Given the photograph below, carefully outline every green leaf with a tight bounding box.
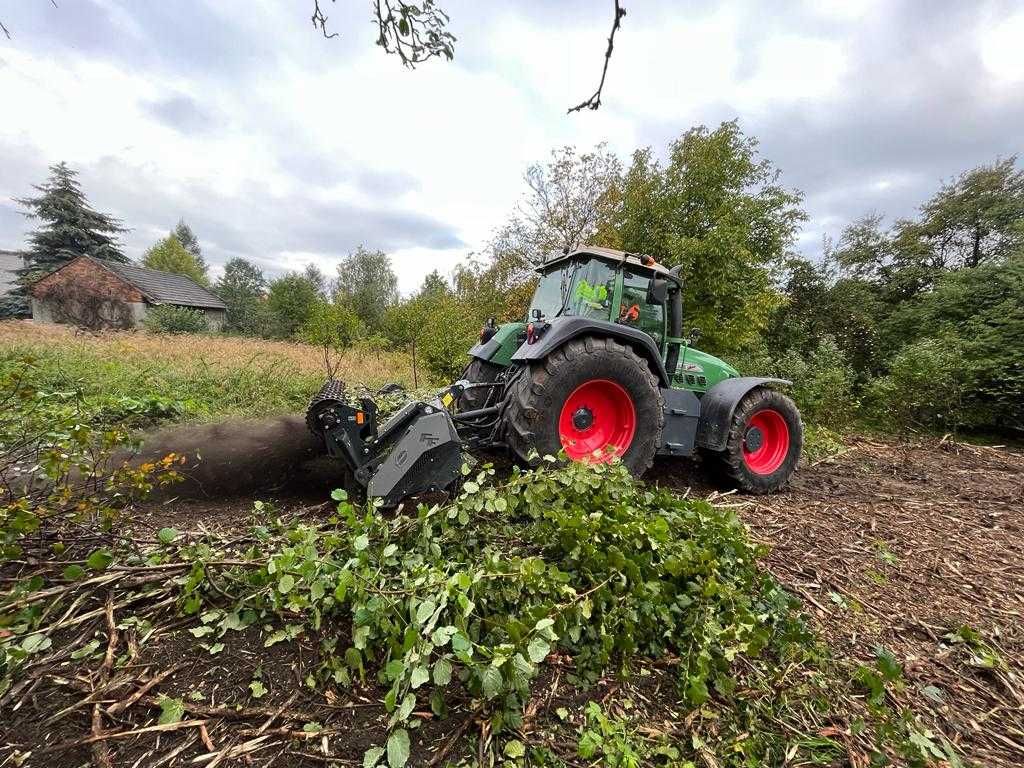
[278,575,295,594]
[504,739,526,758]
[249,680,267,698]
[158,527,179,544]
[415,600,435,625]
[396,693,416,721]
[463,481,480,494]
[409,665,429,689]
[331,488,348,501]
[527,637,550,664]
[158,696,185,724]
[86,548,113,571]
[354,534,369,551]
[452,631,471,653]
[432,658,452,686]
[63,564,86,581]
[363,746,385,768]
[387,728,410,768]
[21,634,51,654]
[480,667,503,699]
[70,639,101,660]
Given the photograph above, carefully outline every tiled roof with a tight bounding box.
[100,260,226,310]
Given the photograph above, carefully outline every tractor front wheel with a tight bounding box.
[502,337,663,476]
[707,387,802,493]
[457,357,504,411]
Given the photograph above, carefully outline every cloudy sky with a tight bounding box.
[1,0,1022,293]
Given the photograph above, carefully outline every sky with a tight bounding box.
[1,0,1022,294]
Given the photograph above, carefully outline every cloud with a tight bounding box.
[144,95,217,134]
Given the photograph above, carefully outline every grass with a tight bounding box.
[0,320,418,421]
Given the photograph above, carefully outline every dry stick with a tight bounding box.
[39,719,211,754]
[91,597,119,768]
[105,663,185,716]
[256,692,300,735]
[427,710,478,767]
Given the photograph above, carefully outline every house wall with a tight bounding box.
[31,257,146,329]
[0,251,28,295]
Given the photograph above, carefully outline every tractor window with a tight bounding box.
[620,269,665,344]
[528,257,617,322]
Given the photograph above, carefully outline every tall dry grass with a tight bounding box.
[0,321,418,420]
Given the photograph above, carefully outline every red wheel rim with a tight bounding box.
[558,379,637,463]
[742,409,790,475]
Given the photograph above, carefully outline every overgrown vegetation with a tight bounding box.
[142,305,209,335]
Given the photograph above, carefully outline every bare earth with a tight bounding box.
[2,435,1022,767]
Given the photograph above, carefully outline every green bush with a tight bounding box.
[143,305,209,334]
[730,335,856,427]
[868,337,967,431]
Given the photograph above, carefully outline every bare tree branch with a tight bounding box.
[568,0,626,114]
[0,19,11,40]
[311,0,339,39]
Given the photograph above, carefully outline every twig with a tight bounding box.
[91,597,119,768]
[568,0,626,113]
[428,710,478,766]
[39,719,211,754]
[257,691,300,735]
[105,663,185,716]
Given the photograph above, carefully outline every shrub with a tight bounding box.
[730,335,856,427]
[868,337,967,431]
[143,305,208,334]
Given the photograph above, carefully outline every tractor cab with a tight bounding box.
[518,247,738,393]
[527,248,669,344]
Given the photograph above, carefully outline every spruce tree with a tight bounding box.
[171,219,209,279]
[1,162,127,317]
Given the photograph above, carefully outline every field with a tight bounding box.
[1,322,1022,768]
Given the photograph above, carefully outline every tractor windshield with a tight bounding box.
[528,257,617,322]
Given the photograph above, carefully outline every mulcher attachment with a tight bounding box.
[306,380,463,506]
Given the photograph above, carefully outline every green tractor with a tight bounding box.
[307,247,802,506]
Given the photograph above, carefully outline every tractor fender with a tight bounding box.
[696,377,792,452]
[510,316,670,386]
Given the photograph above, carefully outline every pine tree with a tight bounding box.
[1,162,127,317]
[171,219,209,280]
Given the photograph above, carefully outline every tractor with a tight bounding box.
[306,246,802,506]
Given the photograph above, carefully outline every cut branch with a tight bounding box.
[568,0,626,114]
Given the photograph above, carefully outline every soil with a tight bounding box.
[2,434,1022,767]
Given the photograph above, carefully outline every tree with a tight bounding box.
[332,246,398,333]
[1,162,127,317]
[914,157,1024,271]
[418,269,450,299]
[617,121,806,352]
[171,219,208,281]
[303,263,330,299]
[142,235,209,286]
[299,300,364,377]
[215,258,267,335]
[267,272,321,339]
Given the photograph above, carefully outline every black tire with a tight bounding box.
[457,358,504,411]
[501,336,663,476]
[705,387,802,494]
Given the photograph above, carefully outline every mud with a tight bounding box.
[130,415,348,499]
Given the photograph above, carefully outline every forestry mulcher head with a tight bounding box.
[305,380,463,506]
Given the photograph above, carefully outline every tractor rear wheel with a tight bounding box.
[707,387,802,493]
[457,358,504,411]
[502,337,663,476]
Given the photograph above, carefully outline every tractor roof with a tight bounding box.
[536,246,677,281]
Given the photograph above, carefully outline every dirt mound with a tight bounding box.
[130,416,348,499]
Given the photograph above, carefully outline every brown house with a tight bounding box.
[30,255,227,331]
